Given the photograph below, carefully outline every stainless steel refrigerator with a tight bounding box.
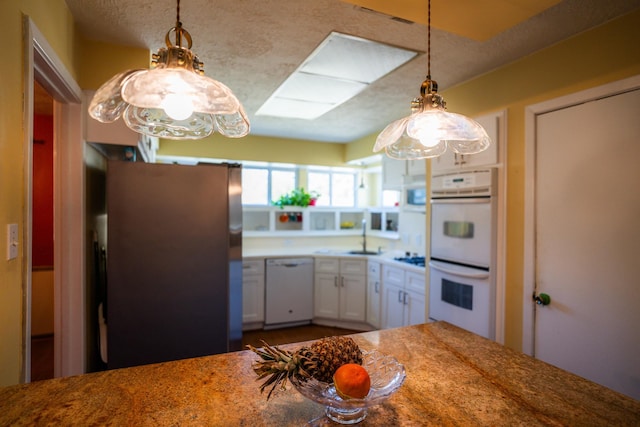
[105,161,242,369]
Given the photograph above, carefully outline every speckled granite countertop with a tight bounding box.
[2,322,638,426]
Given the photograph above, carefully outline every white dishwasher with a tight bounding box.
[265,258,314,327]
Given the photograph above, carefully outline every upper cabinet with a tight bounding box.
[430,110,506,174]
[406,159,426,177]
[382,156,427,189]
[382,156,406,189]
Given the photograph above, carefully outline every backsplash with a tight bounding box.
[398,211,427,256]
[242,234,401,256]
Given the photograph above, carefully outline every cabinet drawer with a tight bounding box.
[340,259,366,275]
[405,271,425,295]
[315,257,340,273]
[242,259,264,276]
[383,265,405,287]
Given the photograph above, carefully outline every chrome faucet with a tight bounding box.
[361,218,367,254]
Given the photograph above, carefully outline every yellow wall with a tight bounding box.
[160,134,348,166]
[78,38,150,90]
[159,115,380,166]
[440,9,640,350]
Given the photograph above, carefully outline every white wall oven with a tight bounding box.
[429,169,497,339]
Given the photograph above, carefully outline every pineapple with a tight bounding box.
[247,336,363,399]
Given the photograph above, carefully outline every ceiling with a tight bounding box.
[63,0,640,144]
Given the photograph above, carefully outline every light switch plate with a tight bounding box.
[7,223,18,260]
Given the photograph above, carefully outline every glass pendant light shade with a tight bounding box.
[88,69,143,123]
[406,109,490,155]
[123,106,215,139]
[374,115,447,159]
[88,0,249,140]
[121,68,242,117]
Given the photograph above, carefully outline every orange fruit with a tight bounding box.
[333,363,371,399]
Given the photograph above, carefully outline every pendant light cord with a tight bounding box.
[427,0,431,79]
[173,0,188,48]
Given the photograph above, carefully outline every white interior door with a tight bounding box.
[531,84,640,399]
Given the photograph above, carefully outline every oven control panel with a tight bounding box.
[431,168,496,197]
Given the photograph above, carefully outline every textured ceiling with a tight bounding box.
[64,0,640,143]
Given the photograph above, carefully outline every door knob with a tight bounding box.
[533,292,551,306]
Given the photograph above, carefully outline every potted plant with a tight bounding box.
[273,188,319,208]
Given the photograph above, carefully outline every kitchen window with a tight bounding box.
[308,168,356,207]
[242,163,358,207]
[242,163,297,205]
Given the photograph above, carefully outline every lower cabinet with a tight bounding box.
[242,258,265,329]
[314,258,366,322]
[405,271,426,326]
[382,282,406,329]
[381,265,426,329]
[366,261,382,328]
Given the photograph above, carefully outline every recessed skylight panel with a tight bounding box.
[256,31,419,120]
[300,32,418,84]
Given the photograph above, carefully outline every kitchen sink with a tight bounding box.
[347,250,379,255]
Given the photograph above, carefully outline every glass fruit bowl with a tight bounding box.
[291,350,406,425]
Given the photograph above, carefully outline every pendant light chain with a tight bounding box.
[427,0,431,79]
[174,0,184,48]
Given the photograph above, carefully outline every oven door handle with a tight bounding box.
[428,261,490,279]
[430,197,490,204]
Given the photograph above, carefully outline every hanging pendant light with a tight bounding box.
[88,0,249,140]
[373,0,489,159]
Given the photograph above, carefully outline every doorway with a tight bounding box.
[523,75,640,399]
[24,17,84,381]
[30,81,55,381]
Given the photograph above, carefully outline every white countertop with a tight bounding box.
[242,247,426,273]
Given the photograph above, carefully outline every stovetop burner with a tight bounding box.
[394,256,426,267]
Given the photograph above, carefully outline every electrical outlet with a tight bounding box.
[7,224,18,260]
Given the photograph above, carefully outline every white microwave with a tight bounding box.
[405,186,427,209]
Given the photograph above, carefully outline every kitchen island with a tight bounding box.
[2,322,638,426]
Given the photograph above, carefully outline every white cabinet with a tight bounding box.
[381,264,426,329]
[242,258,265,329]
[407,159,426,178]
[382,155,427,189]
[430,110,504,173]
[314,269,340,319]
[366,261,382,328]
[381,264,405,328]
[382,155,406,189]
[314,258,366,322]
[382,282,405,329]
[405,271,427,326]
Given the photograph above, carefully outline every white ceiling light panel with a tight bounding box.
[256,32,419,120]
